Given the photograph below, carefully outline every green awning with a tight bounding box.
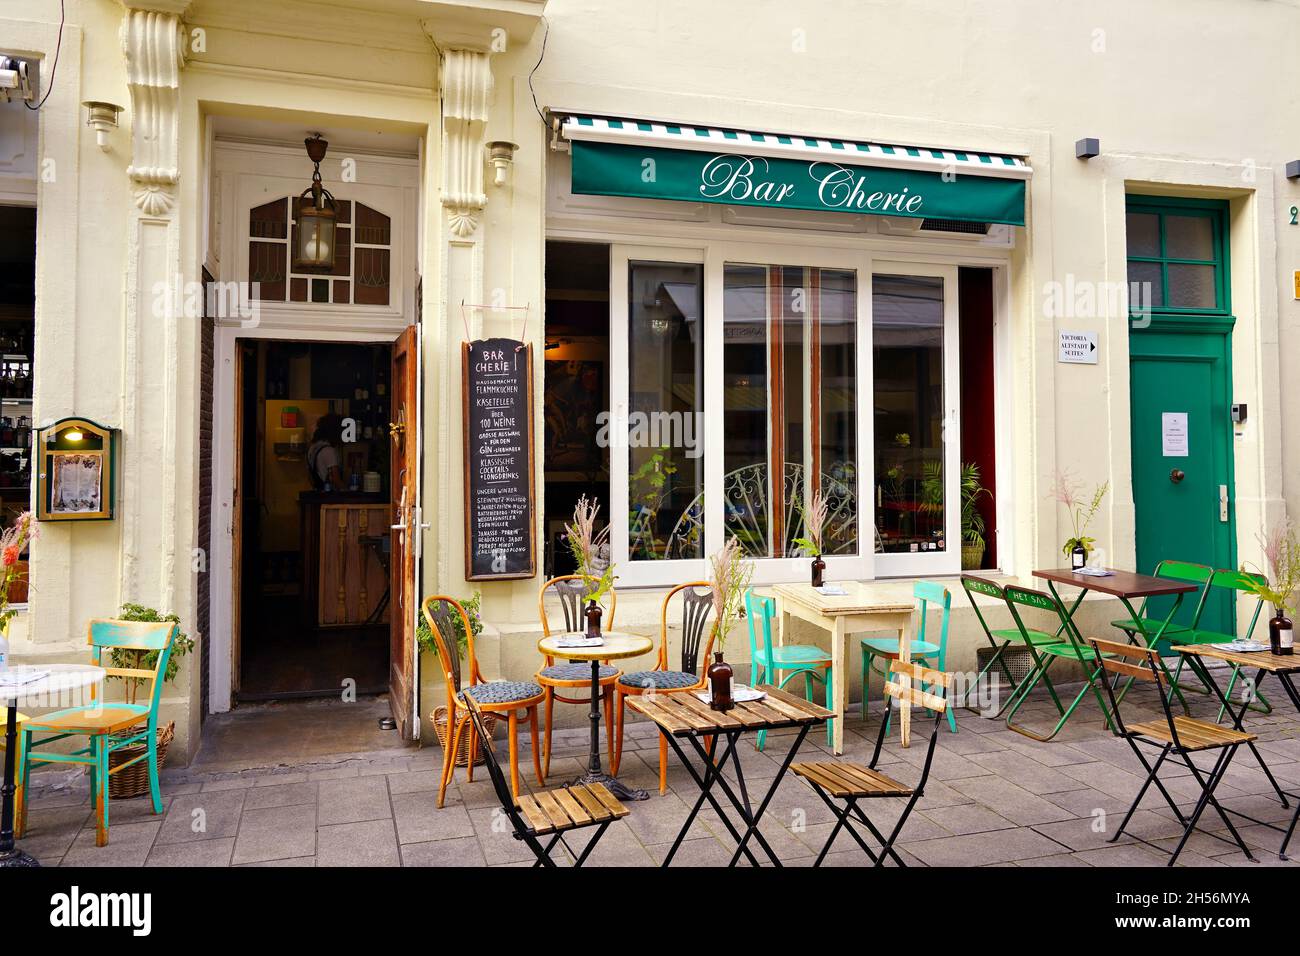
[562,115,1029,227]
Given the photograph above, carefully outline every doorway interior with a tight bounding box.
[234,338,394,700]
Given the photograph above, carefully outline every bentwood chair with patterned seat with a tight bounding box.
[464,695,630,867]
[791,660,951,867]
[1088,637,1256,866]
[535,575,620,778]
[860,581,957,734]
[745,588,833,749]
[611,581,714,795]
[423,595,546,808]
[22,619,176,847]
[961,575,1068,716]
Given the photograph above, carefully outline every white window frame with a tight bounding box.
[868,260,962,578]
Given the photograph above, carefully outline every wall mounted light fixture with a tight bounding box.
[486,140,519,187]
[1075,138,1101,160]
[82,101,123,150]
[293,134,338,270]
[1286,160,1300,180]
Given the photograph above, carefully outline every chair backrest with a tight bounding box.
[1210,568,1267,639]
[659,581,714,674]
[1004,584,1083,652]
[88,619,177,712]
[538,574,618,637]
[1087,637,1177,744]
[960,574,1007,643]
[744,588,776,674]
[869,659,950,792]
[912,580,951,654]
[421,595,482,709]
[463,696,526,830]
[1143,559,1214,631]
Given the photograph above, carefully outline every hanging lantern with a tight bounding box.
[293,133,337,270]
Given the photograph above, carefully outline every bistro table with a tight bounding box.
[773,582,915,751]
[1,663,106,868]
[627,683,833,867]
[1173,643,1300,859]
[536,630,653,802]
[1032,568,1198,708]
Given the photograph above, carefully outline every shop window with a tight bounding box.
[721,264,857,558]
[0,205,36,602]
[1125,197,1229,314]
[249,198,390,307]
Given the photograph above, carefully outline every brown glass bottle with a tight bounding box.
[584,600,603,639]
[1269,609,1294,656]
[811,555,826,588]
[707,652,735,711]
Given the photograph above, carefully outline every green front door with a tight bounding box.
[1127,196,1235,634]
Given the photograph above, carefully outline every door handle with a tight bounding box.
[1169,468,1185,484]
[1219,484,1229,522]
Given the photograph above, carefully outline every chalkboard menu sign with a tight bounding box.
[462,338,536,580]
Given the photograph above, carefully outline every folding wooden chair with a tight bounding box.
[1089,637,1257,866]
[464,697,629,867]
[790,660,950,867]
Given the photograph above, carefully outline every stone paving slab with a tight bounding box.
[15,679,1300,867]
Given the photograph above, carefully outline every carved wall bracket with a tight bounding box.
[120,6,187,215]
[439,48,492,238]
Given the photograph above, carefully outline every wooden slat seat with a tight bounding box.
[24,703,152,735]
[1125,715,1256,752]
[791,760,913,798]
[514,782,629,835]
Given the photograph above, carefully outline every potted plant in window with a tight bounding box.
[1242,519,1300,656]
[564,495,615,638]
[418,593,498,764]
[0,511,37,643]
[960,463,992,571]
[793,488,829,586]
[1050,470,1109,570]
[707,535,752,711]
[107,603,194,799]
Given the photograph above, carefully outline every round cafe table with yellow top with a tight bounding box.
[536,630,653,801]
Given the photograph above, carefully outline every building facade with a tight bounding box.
[2,0,1295,761]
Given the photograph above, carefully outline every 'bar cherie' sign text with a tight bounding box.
[700,155,924,215]
[571,141,1026,226]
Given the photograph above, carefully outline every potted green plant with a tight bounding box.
[564,495,616,637]
[0,511,37,641]
[1242,519,1300,656]
[960,463,991,570]
[706,535,752,711]
[792,488,829,586]
[107,603,194,799]
[1050,470,1109,569]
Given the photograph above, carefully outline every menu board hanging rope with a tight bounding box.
[463,338,536,580]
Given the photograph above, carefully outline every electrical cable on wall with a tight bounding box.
[24,0,64,111]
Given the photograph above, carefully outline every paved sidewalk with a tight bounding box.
[17,677,1300,866]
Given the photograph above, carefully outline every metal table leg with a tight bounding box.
[568,659,648,802]
[0,701,37,868]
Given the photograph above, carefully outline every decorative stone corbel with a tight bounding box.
[439,48,492,238]
[120,4,187,216]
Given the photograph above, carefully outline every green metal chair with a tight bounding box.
[1172,568,1273,721]
[1002,585,1114,742]
[1110,559,1212,651]
[22,618,176,847]
[860,580,957,733]
[960,575,1067,716]
[745,589,833,749]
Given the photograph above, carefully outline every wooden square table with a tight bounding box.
[772,582,915,752]
[626,684,832,867]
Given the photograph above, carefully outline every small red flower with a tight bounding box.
[3,546,19,567]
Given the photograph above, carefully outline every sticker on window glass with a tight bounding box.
[1162,412,1189,458]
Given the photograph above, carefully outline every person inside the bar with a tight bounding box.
[306,412,344,492]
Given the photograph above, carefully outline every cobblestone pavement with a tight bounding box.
[17,674,1300,867]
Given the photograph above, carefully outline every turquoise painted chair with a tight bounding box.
[860,580,957,733]
[22,619,176,847]
[745,589,833,749]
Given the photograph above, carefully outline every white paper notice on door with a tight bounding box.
[1162,412,1189,457]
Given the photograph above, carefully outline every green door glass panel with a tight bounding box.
[1129,327,1235,635]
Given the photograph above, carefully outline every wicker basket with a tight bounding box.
[108,721,174,800]
[976,645,1034,691]
[433,706,498,767]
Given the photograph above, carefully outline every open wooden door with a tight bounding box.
[389,323,423,739]
[231,341,258,698]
